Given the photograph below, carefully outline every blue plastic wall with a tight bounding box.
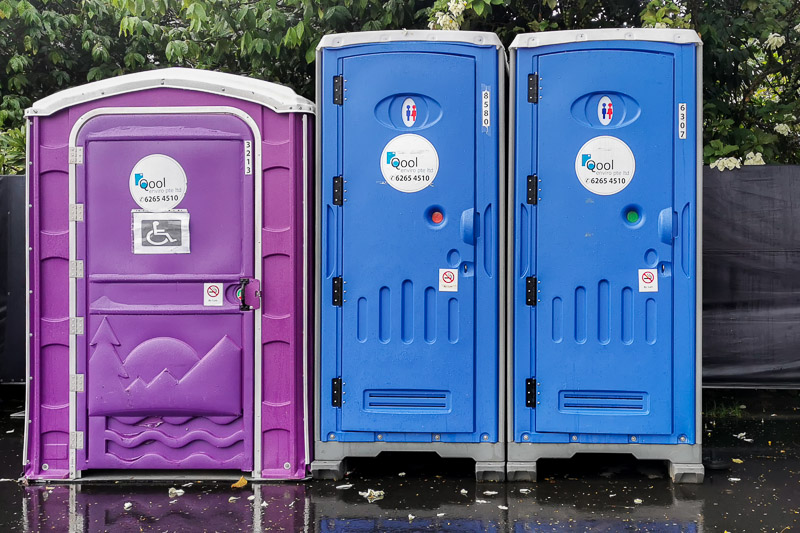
[319,40,501,444]
[512,40,698,445]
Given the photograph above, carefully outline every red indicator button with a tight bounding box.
[431,211,444,224]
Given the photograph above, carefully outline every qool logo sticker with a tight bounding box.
[402,97,418,127]
[129,154,187,212]
[380,134,439,193]
[597,96,614,125]
[574,136,636,196]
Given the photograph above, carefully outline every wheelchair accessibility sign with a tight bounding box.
[132,210,190,254]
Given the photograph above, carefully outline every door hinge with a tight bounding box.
[69,260,84,279]
[332,276,343,306]
[333,176,344,206]
[69,146,83,165]
[69,203,84,222]
[526,277,537,306]
[69,374,85,393]
[331,378,342,407]
[70,431,84,450]
[528,73,539,104]
[527,175,538,205]
[525,378,537,408]
[333,75,344,105]
[69,317,84,335]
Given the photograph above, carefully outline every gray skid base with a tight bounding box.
[507,443,704,484]
[313,442,505,481]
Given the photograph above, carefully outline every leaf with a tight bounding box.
[231,476,247,488]
[472,1,485,16]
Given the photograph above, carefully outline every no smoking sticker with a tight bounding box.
[638,269,658,292]
[439,268,458,292]
[204,282,224,306]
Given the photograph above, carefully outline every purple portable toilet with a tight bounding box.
[23,68,314,481]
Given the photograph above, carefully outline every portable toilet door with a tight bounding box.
[508,29,703,483]
[24,68,313,480]
[315,31,506,481]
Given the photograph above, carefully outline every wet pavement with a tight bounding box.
[1,388,799,532]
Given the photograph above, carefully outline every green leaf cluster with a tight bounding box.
[0,0,798,171]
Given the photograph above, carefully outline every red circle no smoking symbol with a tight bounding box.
[642,271,655,284]
[207,285,220,298]
[442,271,455,284]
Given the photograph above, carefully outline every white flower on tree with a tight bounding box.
[710,157,742,171]
[774,123,792,135]
[743,152,766,165]
[765,33,786,50]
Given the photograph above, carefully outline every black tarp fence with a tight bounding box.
[703,165,800,387]
[0,175,25,383]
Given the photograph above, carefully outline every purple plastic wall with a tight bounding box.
[25,87,312,480]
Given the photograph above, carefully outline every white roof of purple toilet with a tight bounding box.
[26,67,314,116]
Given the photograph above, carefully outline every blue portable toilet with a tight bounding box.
[508,29,703,483]
[314,31,506,481]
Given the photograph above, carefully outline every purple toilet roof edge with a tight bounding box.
[26,67,315,117]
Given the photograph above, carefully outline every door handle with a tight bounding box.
[237,278,261,311]
[657,208,677,244]
[460,208,480,244]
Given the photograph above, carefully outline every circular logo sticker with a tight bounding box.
[380,134,439,193]
[129,154,187,211]
[574,136,635,196]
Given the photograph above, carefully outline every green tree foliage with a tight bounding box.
[0,0,798,172]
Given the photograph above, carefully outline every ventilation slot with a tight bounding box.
[364,390,451,412]
[559,391,648,413]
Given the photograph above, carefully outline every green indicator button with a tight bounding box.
[626,210,640,224]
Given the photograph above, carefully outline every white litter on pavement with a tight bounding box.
[358,488,385,503]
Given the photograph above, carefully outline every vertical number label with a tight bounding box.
[244,140,253,175]
[481,90,491,129]
[678,103,687,140]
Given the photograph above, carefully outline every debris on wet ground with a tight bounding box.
[358,488,384,503]
[335,484,353,490]
[168,487,184,498]
[4,430,12,434]
[518,488,531,494]
[407,513,415,521]
[634,498,643,504]
[228,496,239,503]
[483,490,498,496]
[498,505,508,510]
[475,499,489,504]
[123,502,132,511]
[459,488,468,495]
[231,476,248,488]
[181,482,193,487]
[732,458,744,464]
[398,472,406,477]
[733,432,754,443]
[728,477,741,482]
[247,495,255,501]
[436,513,445,517]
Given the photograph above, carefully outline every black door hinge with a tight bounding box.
[333,176,344,206]
[527,175,538,205]
[332,276,343,306]
[526,276,537,306]
[528,73,539,103]
[331,378,342,407]
[333,75,343,105]
[525,378,536,408]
